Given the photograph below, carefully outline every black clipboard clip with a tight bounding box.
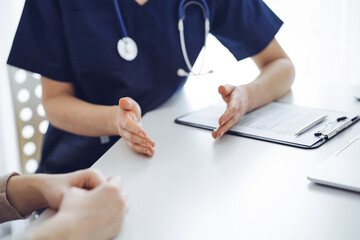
[314,116,353,140]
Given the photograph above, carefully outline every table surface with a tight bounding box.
[89,83,360,240]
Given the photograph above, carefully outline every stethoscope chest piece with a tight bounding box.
[117,37,138,61]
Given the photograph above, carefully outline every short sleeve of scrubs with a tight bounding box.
[209,0,283,60]
[7,0,73,82]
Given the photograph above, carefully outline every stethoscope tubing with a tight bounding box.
[113,0,128,38]
[178,0,210,76]
[178,0,210,19]
[113,0,212,76]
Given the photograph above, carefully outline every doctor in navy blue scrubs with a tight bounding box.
[8,0,295,174]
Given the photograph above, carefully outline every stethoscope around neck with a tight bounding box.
[113,0,213,77]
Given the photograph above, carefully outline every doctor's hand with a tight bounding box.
[115,97,155,157]
[212,85,250,139]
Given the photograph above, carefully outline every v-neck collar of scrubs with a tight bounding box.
[129,0,152,9]
[133,0,149,7]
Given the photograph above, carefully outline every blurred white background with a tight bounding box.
[0,0,24,175]
[1,0,360,173]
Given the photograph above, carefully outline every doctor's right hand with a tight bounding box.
[115,97,155,157]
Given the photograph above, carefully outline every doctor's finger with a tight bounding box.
[218,102,240,126]
[121,130,155,148]
[119,97,142,115]
[218,85,236,101]
[120,117,147,137]
[213,116,239,139]
[127,142,155,157]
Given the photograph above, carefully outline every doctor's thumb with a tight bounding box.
[119,97,134,111]
[218,84,236,97]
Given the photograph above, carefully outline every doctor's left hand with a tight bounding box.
[212,84,250,139]
[115,97,155,157]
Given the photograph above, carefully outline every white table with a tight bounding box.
[90,83,360,240]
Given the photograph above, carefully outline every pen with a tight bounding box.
[295,115,327,136]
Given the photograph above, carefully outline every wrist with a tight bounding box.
[109,105,120,135]
[237,84,253,114]
[7,175,48,216]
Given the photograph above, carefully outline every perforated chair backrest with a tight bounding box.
[7,66,49,174]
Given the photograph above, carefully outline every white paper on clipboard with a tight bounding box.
[175,102,360,149]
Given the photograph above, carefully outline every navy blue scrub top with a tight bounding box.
[8,0,283,174]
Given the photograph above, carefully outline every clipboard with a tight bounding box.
[175,102,360,149]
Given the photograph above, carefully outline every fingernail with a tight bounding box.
[146,150,151,155]
[147,143,153,148]
[139,132,145,137]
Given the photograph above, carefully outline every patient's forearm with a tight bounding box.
[6,175,47,216]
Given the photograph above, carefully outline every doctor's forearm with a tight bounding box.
[244,57,295,113]
[43,95,118,137]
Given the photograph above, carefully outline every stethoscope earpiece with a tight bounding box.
[177,68,214,77]
[177,68,189,77]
